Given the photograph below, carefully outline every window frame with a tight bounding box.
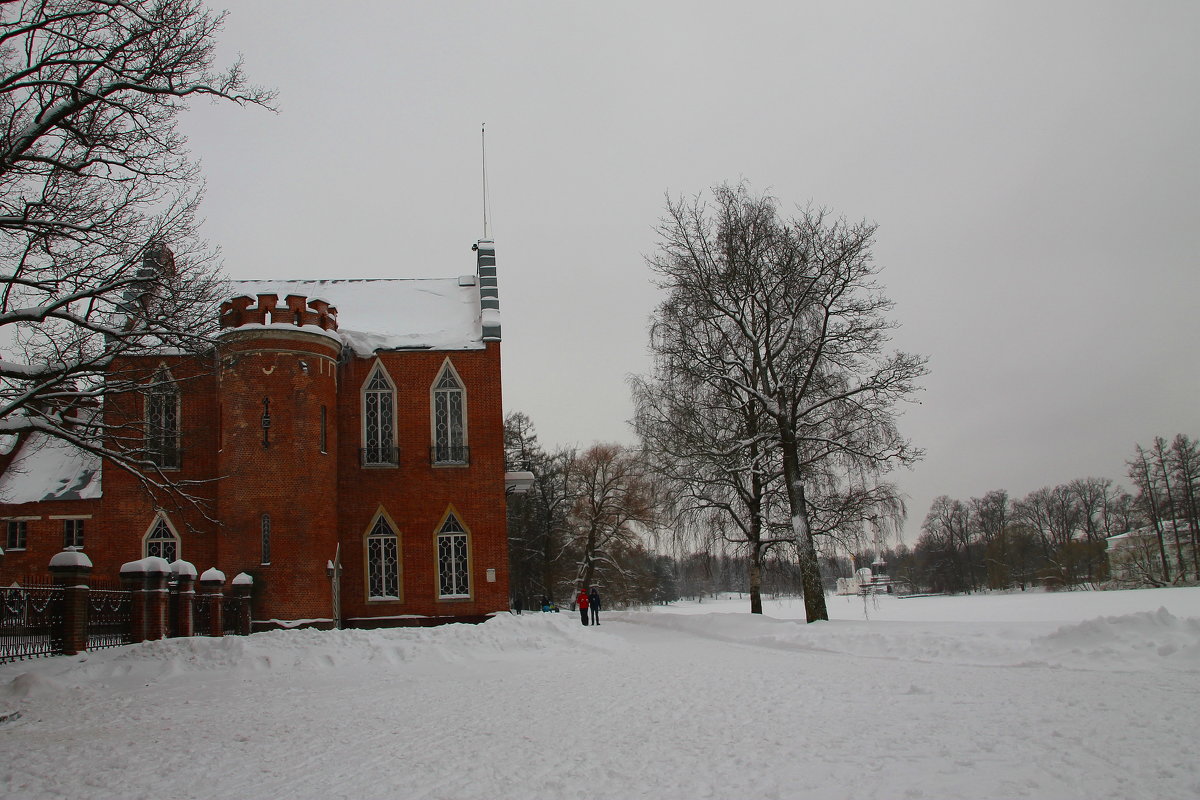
[62,518,85,549]
[142,514,180,562]
[430,359,468,466]
[145,366,181,469]
[434,508,472,600]
[364,508,402,602]
[361,363,398,467]
[4,518,29,550]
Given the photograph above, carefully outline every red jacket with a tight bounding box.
[576,591,589,609]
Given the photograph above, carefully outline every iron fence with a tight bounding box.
[87,589,133,650]
[431,445,469,465]
[0,583,64,662]
[194,592,216,636]
[359,446,400,466]
[222,596,240,635]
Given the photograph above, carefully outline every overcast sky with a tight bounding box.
[181,1,1200,544]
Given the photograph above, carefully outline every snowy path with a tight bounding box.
[2,590,1199,799]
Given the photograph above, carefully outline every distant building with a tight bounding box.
[1106,520,1198,586]
[835,556,901,595]
[0,241,513,629]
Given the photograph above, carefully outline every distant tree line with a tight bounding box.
[899,434,1200,593]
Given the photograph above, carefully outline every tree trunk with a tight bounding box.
[779,429,829,622]
[749,539,764,614]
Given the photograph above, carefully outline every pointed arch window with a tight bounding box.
[362,365,397,466]
[144,516,179,562]
[366,514,400,600]
[431,361,467,464]
[436,512,470,599]
[146,367,181,468]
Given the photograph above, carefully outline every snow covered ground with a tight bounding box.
[2,588,1198,800]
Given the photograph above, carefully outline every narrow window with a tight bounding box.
[432,361,467,464]
[362,366,396,465]
[63,519,84,549]
[366,516,399,600]
[146,367,181,468]
[6,520,27,550]
[436,513,470,598]
[320,405,328,454]
[261,514,271,565]
[144,517,179,562]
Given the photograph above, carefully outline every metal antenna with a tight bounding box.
[481,122,489,239]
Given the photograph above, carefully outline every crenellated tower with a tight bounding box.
[214,292,342,626]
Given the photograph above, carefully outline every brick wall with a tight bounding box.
[336,341,509,623]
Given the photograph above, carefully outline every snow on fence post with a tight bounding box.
[169,560,198,638]
[48,549,93,656]
[231,573,253,636]
[199,569,226,637]
[121,557,171,642]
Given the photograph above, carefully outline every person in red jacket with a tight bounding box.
[575,588,589,626]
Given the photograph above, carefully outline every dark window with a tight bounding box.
[63,519,84,549]
[320,405,327,454]
[6,520,27,550]
[261,514,271,565]
[146,369,181,468]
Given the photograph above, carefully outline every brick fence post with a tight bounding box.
[231,573,254,635]
[120,556,171,642]
[48,549,92,656]
[199,568,226,637]
[169,560,198,638]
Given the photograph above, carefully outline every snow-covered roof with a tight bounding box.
[225,278,487,355]
[0,432,101,504]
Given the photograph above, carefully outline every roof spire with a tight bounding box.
[481,122,489,240]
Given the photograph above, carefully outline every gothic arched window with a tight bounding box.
[361,364,397,466]
[431,360,467,464]
[366,513,400,601]
[144,516,179,562]
[436,511,470,599]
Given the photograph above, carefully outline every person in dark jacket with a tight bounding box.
[575,588,589,626]
[588,586,601,625]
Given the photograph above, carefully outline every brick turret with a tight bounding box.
[215,292,342,629]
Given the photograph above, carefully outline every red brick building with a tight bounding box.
[0,241,513,629]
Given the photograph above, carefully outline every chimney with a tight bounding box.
[474,239,501,341]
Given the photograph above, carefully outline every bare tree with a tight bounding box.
[632,346,787,614]
[921,495,973,591]
[1068,477,1116,543]
[970,490,1011,588]
[565,443,659,600]
[504,412,577,605]
[0,0,272,494]
[1169,434,1200,580]
[1150,436,1187,576]
[646,184,926,622]
[1127,445,1172,582]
